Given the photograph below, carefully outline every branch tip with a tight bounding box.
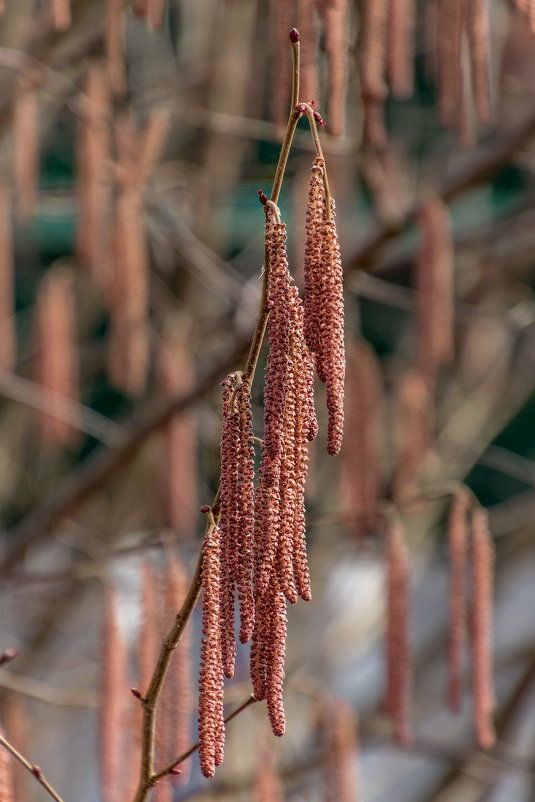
[289,28,300,43]
[257,190,268,206]
[0,647,19,665]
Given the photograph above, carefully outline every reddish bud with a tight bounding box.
[0,648,19,665]
[257,190,268,206]
[200,504,211,514]
[296,103,307,115]
[32,766,42,779]
[289,28,300,43]
[130,687,143,700]
[169,768,182,775]
[313,110,326,126]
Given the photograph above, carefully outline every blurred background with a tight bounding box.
[0,0,535,800]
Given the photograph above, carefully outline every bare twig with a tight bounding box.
[0,733,65,802]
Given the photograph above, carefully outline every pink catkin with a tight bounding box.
[437,0,464,128]
[269,0,293,138]
[297,0,319,106]
[340,340,383,539]
[147,0,166,30]
[319,0,350,137]
[0,727,15,802]
[358,0,388,148]
[415,196,455,386]
[386,0,415,99]
[447,487,470,713]
[254,744,285,802]
[158,324,198,539]
[391,370,434,502]
[470,508,496,749]
[105,0,126,96]
[383,520,413,746]
[157,550,192,788]
[323,698,360,802]
[2,698,29,801]
[76,63,112,292]
[13,69,40,221]
[34,267,80,450]
[50,0,71,31]
[0,188,16,373]
[198,526,225,778]
[138,561,158,694]
[467,0,492,124]
[100,589,129,802]
[303,158,345,455]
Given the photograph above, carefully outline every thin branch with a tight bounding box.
[0,734,65,802]
[151,695,257,783]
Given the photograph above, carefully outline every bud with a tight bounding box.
[289,28,300,43]
[200,504,210,514]
[31,766,42,779]
[257,190,268,206]
[130,688,143,700]
[0,648,18,666]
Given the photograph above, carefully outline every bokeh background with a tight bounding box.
[0,1,535,800]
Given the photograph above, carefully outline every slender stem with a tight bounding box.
[301,103,332,221]
[269,38,301,205]
[0,734,65,802]
[151,695,257,783]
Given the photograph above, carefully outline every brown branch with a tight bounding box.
[0,337,249,577]
[151,695,257,784]
[0,734,65,802]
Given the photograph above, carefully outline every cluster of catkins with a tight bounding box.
[198,156,345,777]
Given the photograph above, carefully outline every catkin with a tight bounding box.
[447,487,469,713]
[254,744,285,802]
[100,589,129,802]
[340,340,383,538]
[470,508,496,749]
[198,526,225,778]
[158,323,198,539]
[34,267,80,450]
[0,726,15,802]
[415,196,455,385]
[386,0,415,99]
[0,188,15,374]
[323,698,360,802]
[105,0,126,96]
[303,157,345,455]
[320,0,350,137]
[76,63,112,292]
[391,370,433,502]
[383,519,413,746]
[13,68,40,221]
[358,0,388,147]
[50,0,71,31]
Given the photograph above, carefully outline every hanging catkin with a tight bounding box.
[105,0,126,96]
[386,0,415,99]
[13,68,40,221]
[254,743,285,802]
[415,196,454,386]
[470,507,496,749]
[391,370,433,502]
[158,322,198,539]
[0,725,15,802]
[100,589,129,802]
[447,486,469,713]
[34,266,80,450]
[297,0,319,107]
[50,0,71,31]
[319,0,350,137]
[303,157,345,455]
[76,63,112,292]
[156,550,193,789]
[383,519,413,746]
[323,698,360,802]
[0,188,15,374]
[358,0,388,148]
[198,525,225,778]
[340,339,383,538]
